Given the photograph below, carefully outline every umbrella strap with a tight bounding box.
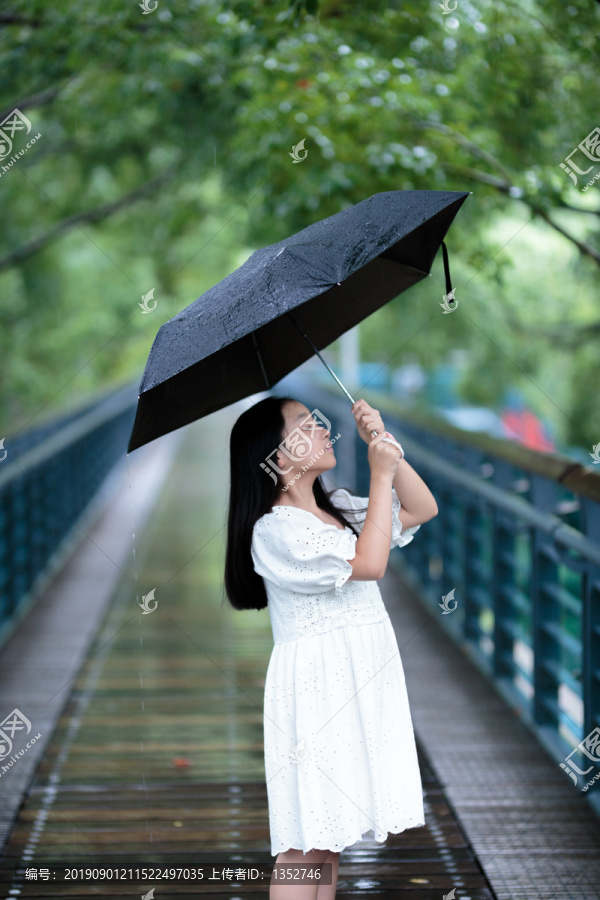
[441,240,455,300]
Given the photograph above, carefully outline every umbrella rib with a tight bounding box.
[251,331,271,389]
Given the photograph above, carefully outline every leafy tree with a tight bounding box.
[0,0,598,449]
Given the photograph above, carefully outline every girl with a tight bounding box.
[224,395,438,900]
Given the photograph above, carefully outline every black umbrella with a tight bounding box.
[127,189,470,453]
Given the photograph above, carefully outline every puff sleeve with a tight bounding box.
[251,514,357,595]
[329,487,420,549]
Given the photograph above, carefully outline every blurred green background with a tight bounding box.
[1,0,599,456]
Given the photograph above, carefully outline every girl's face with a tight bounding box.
[275,400,336,482]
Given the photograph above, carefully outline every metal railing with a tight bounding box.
[276,374,600,816]
[0,381,139,645]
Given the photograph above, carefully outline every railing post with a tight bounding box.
[532,536,561,732]
[581,497,600,744]
[464,502,486,653]
[439,485,461,614]
[530,473,562,733]
[582,567,600,743]
[493,507,519,682]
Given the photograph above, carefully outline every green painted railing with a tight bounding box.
[0,382,138,645]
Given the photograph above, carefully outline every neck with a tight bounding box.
[275,474,320,509]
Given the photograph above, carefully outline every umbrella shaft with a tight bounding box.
[285,312,378,437]
[286,313,355,403]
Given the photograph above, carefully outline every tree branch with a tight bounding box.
[414,119,600,265]
[0,86,61,124]
[529,203,600,264]
[554,198,600,216]
[0,169,176,272]
[0,13,42,27]
[412,119,514,183]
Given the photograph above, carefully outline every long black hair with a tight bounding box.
[223,394,366,611]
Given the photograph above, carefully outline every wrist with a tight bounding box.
[369,470,394,488]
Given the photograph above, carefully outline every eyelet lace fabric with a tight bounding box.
[251,489,425,856]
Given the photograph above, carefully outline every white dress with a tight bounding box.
[251,487,426,856]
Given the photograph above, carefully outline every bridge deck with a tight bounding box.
[0,405,598,899]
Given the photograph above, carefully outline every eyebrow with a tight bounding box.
[294,411,312,421]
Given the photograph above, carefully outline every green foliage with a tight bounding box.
[0,0,598,450]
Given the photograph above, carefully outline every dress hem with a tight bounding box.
[270,817,427,857]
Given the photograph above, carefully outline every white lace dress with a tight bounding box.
[251,487,426,856]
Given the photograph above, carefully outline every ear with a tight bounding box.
[275,445,291,475]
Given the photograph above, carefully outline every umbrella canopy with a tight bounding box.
[127,189,470,452]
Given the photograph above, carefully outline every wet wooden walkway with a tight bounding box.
[0,402,598,898]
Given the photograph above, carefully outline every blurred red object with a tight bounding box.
[172,758,191,768]
[501,409,554,452]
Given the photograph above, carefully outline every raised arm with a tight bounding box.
[347,399,438,582]
[392,457,438,530]
[347,431,401,582]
